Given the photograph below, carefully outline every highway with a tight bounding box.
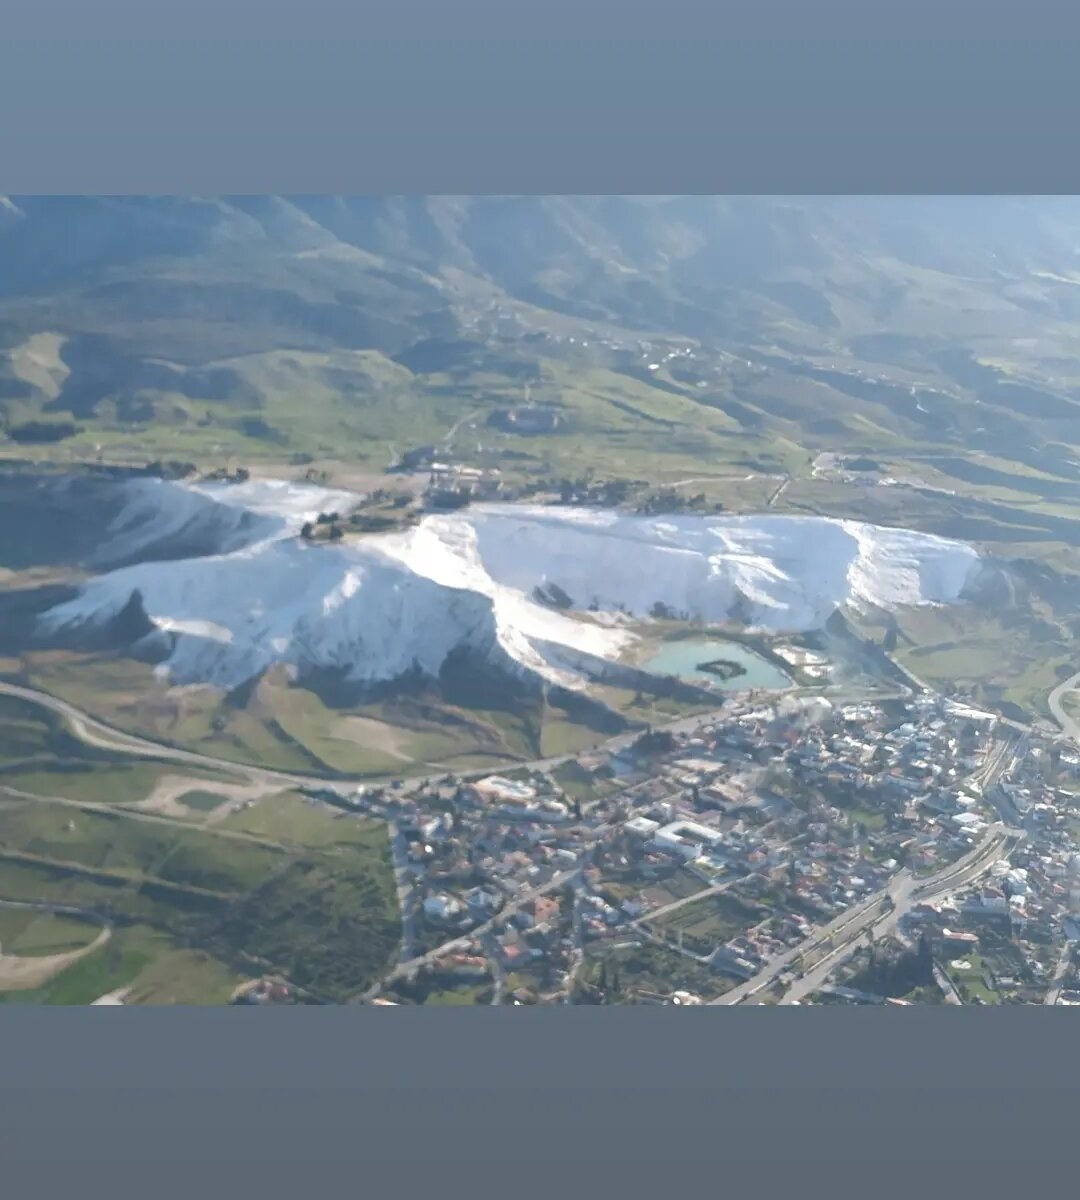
[710,824,1019,1005]
[777,828,1021,1006]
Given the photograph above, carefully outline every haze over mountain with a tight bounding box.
[5,195,1080,484]
[7,196,1080,353]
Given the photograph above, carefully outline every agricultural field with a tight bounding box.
[0,776,399,1002]
[649,891,766,954]
[575,941,735,1003]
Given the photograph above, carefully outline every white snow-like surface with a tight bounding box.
[39,483,981,690]
[89,477,357,566]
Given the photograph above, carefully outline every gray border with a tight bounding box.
[3,1009,1079,1178]
[4,0,1080,1183]
[3,1,1080,190]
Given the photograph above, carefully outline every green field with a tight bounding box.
[642,868,711,907]
[0,689,242,807]
[948,954,1003,1005]
[576,942,734,1003]
[650,891,765,952]
[0,908,101,957]
[175,790,229,813]
[0,923,243,1005]
[12,651,639,781]
[0,787,399,1003]
[848,602,1074,724]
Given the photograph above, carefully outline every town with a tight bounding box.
[292,667,1080,1007]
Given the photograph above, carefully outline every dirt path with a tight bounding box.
[0,784,289,850]
[90,986,132,1005]
[136,773,283,822]
[333,716,416,763]
[0,922,110,992]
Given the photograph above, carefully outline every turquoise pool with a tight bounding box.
[642,638,791,691]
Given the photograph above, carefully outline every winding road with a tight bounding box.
[1048,669,1080,741]
[0,678,722,796]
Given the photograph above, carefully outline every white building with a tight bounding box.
[475,776,538,804]
[423,894,463,922]
[651,819,723,861]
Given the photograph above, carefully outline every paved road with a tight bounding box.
[1048,669,1080,741]
[0,679,297,783]
[0,678,725,797]
[386,822,418,964]
[0,672,915,803]
[373,866,581,991]
[711,825,1017,1005]
[767,475,791,507]
[561,872,588,1005]
[1044,940,1074,1006]
[771,873,916,1007]
[777,829,1019,1006]
[933,962,964,1005]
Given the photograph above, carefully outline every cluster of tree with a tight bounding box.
[300,515,345,542]
[575,957,623,1005]
[637,488,719,516]
[648,600,694,621]
[426,487,472,510]
[203,464,250,483]
[142,459,198,480]
[388,964,494,1006]
[6,418,81,443]
[631,728,677,757]
[848,932,935,999]
[557,474,644,507]
[352,488,414,517]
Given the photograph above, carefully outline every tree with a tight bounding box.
[300,522,314,540]
[329,524,345,541]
